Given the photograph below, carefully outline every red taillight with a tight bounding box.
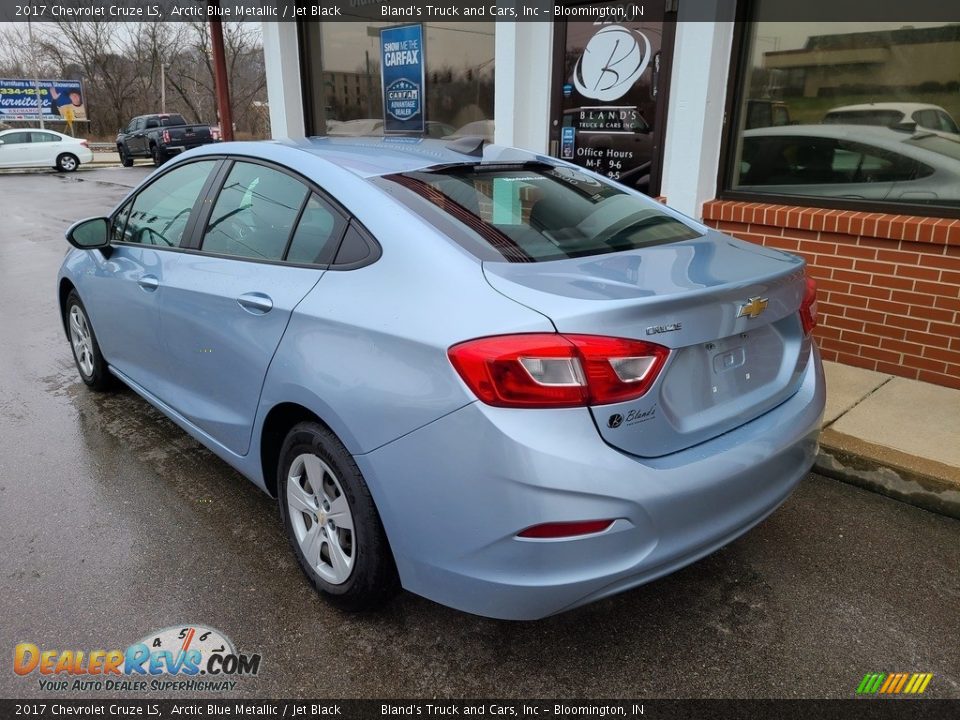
[517,520,614,539]
[80,139,88,148]
[448,334,669,408]
[800,277,818,336]
[162,129,171,144]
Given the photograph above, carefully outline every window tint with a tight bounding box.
[822,110,903,127]
[285,194,345,265]
[145,118,159,129]
[333,225,372,266]
[914,110,938,130]
[30,132,60,143]
[740,137,928,187]
[124,160,216,247]
[2,132,30,144]
[202,162,309,261]
[381,164,700,263]
[935,111,960,135]
[111,200,133,244]
[159,115,187,127]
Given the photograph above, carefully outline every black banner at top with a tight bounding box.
[2,0,960,23]
[1,699,960,720]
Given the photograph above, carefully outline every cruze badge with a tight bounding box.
[646,322,682,336]
[737,297,769,319]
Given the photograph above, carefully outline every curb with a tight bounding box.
[815,429,960,520]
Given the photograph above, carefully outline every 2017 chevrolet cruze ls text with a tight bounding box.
[58,138,825,620]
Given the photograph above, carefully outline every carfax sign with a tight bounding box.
[379,24,425,134]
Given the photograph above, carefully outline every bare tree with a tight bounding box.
[0,18,268,139]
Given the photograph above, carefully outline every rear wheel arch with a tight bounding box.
[260,403,330,498]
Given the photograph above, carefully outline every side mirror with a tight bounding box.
[0,139,5,145]
[66,217,110,250]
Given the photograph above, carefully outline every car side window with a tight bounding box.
[201,162,309,261]
[2,132,30,145]
[935,110,960,135]
[30,132,60,143]
[111,200,133,244]
[123,160,216,247]
[285,194,346,265]
[332,223,375,266]
[740,137,839,185]
[835,141,929,183]
[145,118,159,129]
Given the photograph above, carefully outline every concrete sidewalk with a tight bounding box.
[816,360,960,519]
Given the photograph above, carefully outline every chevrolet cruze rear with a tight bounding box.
[57,138,824,619]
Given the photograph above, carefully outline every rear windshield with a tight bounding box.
[904,133,960,162]
[823,110,903,127]
[159,114,187,127]
[377,163,701,262]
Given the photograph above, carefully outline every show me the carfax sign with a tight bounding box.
[379,23,425,134]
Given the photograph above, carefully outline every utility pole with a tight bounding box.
[27,8,45,129]
[160,63,167,114]
[208,1,234,141]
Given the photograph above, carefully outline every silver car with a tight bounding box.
[736,124,960,205]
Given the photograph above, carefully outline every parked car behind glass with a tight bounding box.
[57,138,825,620]
[737,124,960,204]
[823,102,960,136]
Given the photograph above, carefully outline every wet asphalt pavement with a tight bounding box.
[1,166,958,700]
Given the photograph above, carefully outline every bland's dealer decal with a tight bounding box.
[13,625,261,692]
[572,25,652,102]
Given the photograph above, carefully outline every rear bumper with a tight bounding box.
[358,346,825,620]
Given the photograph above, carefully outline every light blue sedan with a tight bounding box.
[57,138,825,620]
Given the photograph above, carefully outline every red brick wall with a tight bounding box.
[702,201,960,390]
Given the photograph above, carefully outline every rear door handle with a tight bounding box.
[237,292,273,314]
[137,275,160,292]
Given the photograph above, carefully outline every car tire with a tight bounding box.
[119,146,133,167]
[56,153,80,172]
[277,422,399,612]
[151,144,164,167]
[64,290,114,392]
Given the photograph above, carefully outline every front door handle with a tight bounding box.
[137,275,160,292]
[237,292,273,314]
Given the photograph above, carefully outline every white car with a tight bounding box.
[0,128,94,172]
[823,102,960,136]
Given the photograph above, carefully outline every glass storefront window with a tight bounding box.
[724,9,960,213]
[299,21,494,140]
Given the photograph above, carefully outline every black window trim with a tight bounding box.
[109,156,224,252]
[188,156,350,269]
[717,6,960,221]
[108,153,382,271]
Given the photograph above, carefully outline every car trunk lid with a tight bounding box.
[483,230,813,457]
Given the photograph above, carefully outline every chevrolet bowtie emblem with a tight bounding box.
[737,297,769,319]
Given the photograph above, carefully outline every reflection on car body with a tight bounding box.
[57,138,824,620]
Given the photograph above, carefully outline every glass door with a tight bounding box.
[550,4,677,196]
